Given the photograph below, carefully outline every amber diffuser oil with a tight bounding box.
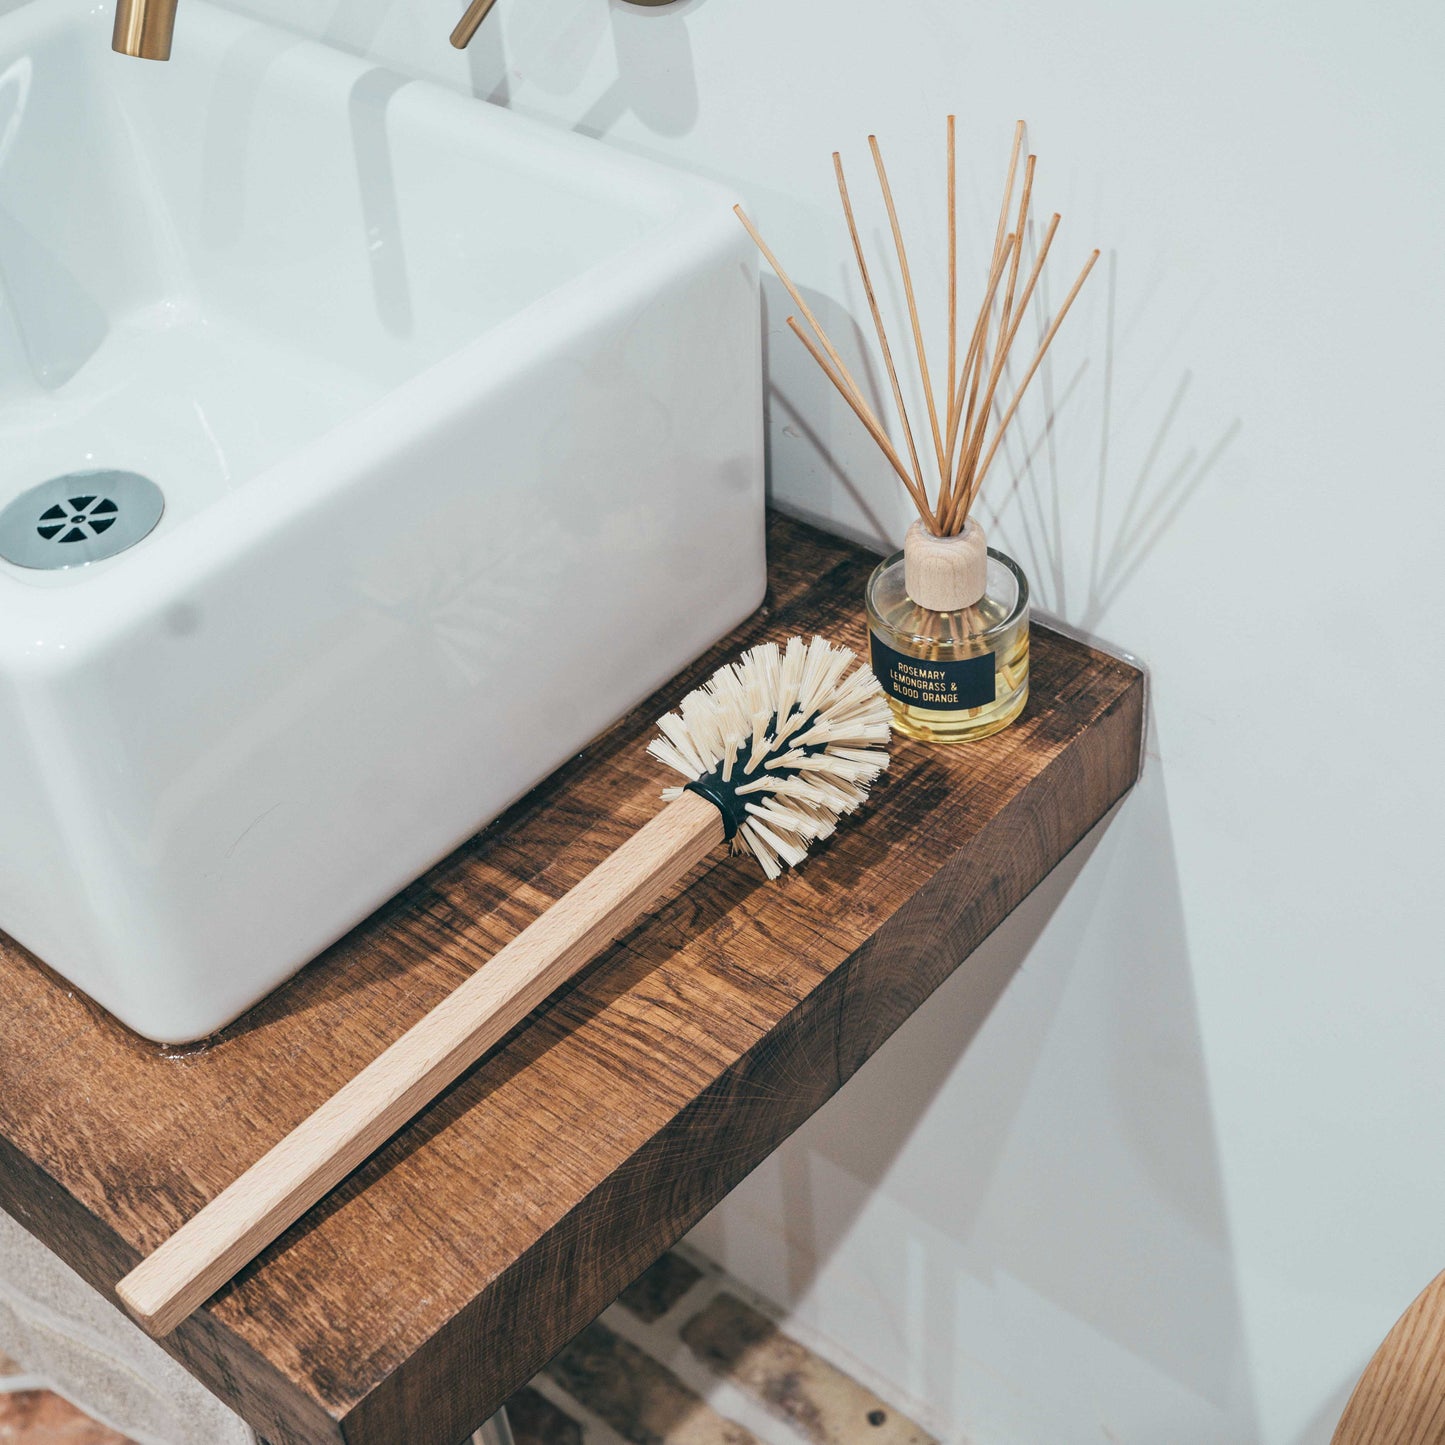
[865,519,1028,743]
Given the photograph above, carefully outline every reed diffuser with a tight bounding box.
[737,120,1098,743]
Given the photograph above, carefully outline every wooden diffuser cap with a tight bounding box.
[904,519,987,612]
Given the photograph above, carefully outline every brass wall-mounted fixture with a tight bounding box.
[449,0,501,49]
[112,0,683,61]
[112,0,178,60]
[451,0,681,50]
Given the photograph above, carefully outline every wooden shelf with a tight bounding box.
[0,514,1144,1445]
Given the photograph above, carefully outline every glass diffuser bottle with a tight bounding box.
[736,116,1097,745]
[866,518,1029,743]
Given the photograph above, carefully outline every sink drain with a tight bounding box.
[0,471,165,570]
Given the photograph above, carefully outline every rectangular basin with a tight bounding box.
[0,0,764,1042]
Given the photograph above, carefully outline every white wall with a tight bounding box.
[193,1,1445,1439]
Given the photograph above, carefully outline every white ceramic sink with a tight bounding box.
[0,0,764,1042]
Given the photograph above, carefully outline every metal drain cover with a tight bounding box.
[0,470,165,570]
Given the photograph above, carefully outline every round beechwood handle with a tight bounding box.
[116,789,726,1337]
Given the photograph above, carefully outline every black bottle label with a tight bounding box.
[869,633,996,711]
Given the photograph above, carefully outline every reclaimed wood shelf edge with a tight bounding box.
[0,514,1145,1445]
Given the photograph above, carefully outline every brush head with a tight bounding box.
[648,635,892,879]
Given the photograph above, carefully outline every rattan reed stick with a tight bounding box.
[946,115,958,441]
[787,318,933,520]
[834,154,927,507]
[869,136,948,490]
[951,210,1063,510]
[958,248,1101,521]
[737,119,1096,541]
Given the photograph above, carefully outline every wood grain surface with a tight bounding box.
[0,514,1145,1445]
[1333,1270,1445,1445]
[119,791,725,1337]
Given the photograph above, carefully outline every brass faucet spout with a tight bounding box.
[113,0,178,60]
[111,0,676,62]
[450,0,500,49]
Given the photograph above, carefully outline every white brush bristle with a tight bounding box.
[649,635,892,879]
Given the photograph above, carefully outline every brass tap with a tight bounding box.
[112,0,178,60]
[450,0,501,49]
[112,0,679,61]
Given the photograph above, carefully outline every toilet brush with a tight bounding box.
[117,635,891,1336]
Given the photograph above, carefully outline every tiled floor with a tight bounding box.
[1,1255,935,1445]
[505,1250,935,1445]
